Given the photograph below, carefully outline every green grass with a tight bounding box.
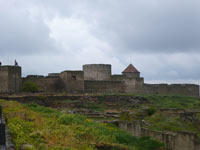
[99,93,200,137]
[145,112,200,138]
[99,93,200,110]
[0,100,164,150]
[144,95,200,110]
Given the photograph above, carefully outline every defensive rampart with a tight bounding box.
[1,64,199,96]
[22,75,59,92]
[84,80,124,93]
[142,84,199,97]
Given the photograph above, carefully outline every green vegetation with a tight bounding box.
[146,112,200,134]
[1,94,200,149]
[146,107,157,116]
[133,94,200,137]
[101,94,200,136]
[0,100,164,150]
[98,93,200,110]
[22,81,39,93]
[144,95,200,110]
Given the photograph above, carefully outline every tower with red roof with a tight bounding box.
[122,64,140,78]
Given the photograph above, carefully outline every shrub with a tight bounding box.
[22,81,39,93]
[147,107,157,116]
[120,111,133,121]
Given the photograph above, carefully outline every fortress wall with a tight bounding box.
[0,67,9,92]
[111,75,127,80]
[0,66,21,93]
[142,84,169,94]
[168,84,199,97]
[60,71,84,91]
[22,76,46,92]
[111,75,144,93]
[122,72,140,78]
[143,84,199,97]
[22,76,59,92]
[111,75,199,96]
[84,80,125,93]
[8,66,22,92]
[123,77,144,93]
[45,77,61,92]
[48,73,60,77]
[83,64,111,81]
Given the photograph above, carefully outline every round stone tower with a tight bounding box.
[83,64,111,81]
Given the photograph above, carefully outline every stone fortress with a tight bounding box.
[0,64,199,97]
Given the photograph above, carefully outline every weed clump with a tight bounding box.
[22,81,39,93]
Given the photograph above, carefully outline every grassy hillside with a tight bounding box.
[116,94,200,137]
[142,94,200,110]
[0,100,164,150]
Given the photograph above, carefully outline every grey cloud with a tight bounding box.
[13,0,200,54]
[0,0,200,84]
[0,1,57,55]
[85,0,200,53]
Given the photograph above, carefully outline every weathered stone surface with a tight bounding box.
[117,121,200,150]
[0,66,21,93]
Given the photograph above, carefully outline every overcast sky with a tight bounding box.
[0,0,200,84]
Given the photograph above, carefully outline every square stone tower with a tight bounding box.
[60,70,84,91]
[0,66,22,93]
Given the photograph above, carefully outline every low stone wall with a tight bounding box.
[84,80,125,93]
[22,76,59,92]
[143,84,199,97]
[118,121,200,150]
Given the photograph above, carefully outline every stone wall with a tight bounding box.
[8,66,22,93]
[122,72,140,78]
[22,76,59,92]
[1,64,198,96]
[143,84,199,97]
[0,66,8,92]
[0,66,21,93]
[84,80,125,93]
[111,75,144,93]
[60,71,84,91]
[123,78,144,93]
[118,121,200,150]
[23,71,85,93]
[83,64,111,81]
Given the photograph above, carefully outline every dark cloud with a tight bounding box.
[83,0,200,53]
[0,0,200,84]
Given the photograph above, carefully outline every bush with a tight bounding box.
[147,107,157,116]
[22,81,39,93]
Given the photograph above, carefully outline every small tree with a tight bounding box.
[22,81,39,93]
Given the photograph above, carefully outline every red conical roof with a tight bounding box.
[122,64,140,73]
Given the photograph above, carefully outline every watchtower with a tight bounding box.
[0,66,22,93]
[122,64,140,78]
